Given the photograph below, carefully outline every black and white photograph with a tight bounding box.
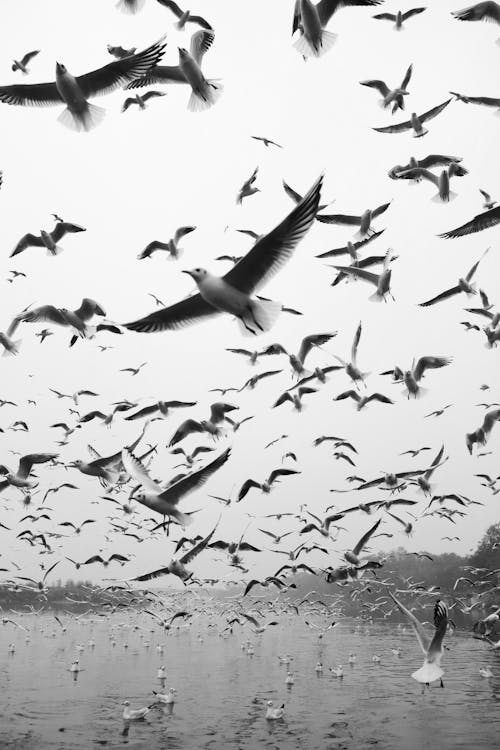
[0,1,499,748]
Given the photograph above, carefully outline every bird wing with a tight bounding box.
[238,479,261,501]
[318,0,382,25]
[351,321,362,365]
[18,453,57,478]
[438,206,500,239]
[273,391,293,408]
[124,292,218,333]
[222,176,323,295]
[282,180,302,204]
[133,566,171,582]
[413,355,452,382]
[268,468,300,483]
[179,518,220,565]
[360,80,391,97]
[402,8,426,21]
[332,266,379,285]
[297,333,334,364]
[190,29,215,63]
[365,393,393,404]
[373,13,396,20]
[372,202,391,219]
[10,233,44,256]
[141,90,166,102]
[0,80,62,106]
[418,154,462,169]
[352,518,382,555]
[316,212,361,225]
[20,50,40,66]
[74,298,105,320]
[76,38,167,98]
[335,390,359,402]
[419,98,452,124]
[168,419,205,446]
[427,600,448,657]
[419,286,462,306]
[400,64,413,91]
[388,592,430,654]
[51,222,85,242]
[465,251,488,281]
[397,167,439,185]
[124,404,160,420]
[122,448,162,493]
[156,449,230,505]
[174,225,196,243]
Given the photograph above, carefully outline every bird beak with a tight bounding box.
[182,270,194,278]
[55,62,63,73]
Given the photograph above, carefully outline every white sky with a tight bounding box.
[1,0,499,588]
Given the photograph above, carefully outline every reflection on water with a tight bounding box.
[1,614,499,749]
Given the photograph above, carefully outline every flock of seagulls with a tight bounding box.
[0,0,499,735]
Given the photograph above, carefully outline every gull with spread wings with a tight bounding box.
[0,37,166,130]
[124,177,322,335]
[373,99,452,137]
[360,63,413,113]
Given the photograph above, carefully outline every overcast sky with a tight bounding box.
[1,0,499,588]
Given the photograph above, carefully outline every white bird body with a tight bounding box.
[265,700,285,719]
[294,0,337,58]
[122,701,150,720]
[178,48,222,111]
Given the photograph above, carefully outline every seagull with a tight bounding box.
[334,390,394,410]
[12,50,40,74]
[237,168,260,204]
[122,447,230,524]
[0,38,166,131]
[331,249,396,301]
[107,44,137,59]
[419,250,488,306]
[133,519,219,582]
[120,362,147,376]
[333,321,369,386]
[389,592,449,687]
[168,402,237,445]
[177,39,222,112]
[478,190,497,213]
[438,205,500,239]
[124,176,322,335]
[239,369,283,392]
[7,299,106,340]
[344,518,382,565]
[395,162,465,202]
[360,63,413,113]
[156,1,212,30]
[273,386,317,411]
[388,154,466,180]
[466,408,500,453]
[452,2,500,29]
[122,90,166,112]
[316,202,390,238]
[373,99,452,137]
[451,90,500,114]
[373,7,426,29]
[425,405,452,418]
[251,136,283,149]
[121,701,152,721]
[125,400,196,422]
[238,469,300,501]
[0,453,57,493]
[316,232,384,258]
[11,222,85,257]
[67,428,146,484]
[265,332,337,378]
[138,227,196,259]
[265,701,285,720]
[125,30,214,91]
[397,356,453,398]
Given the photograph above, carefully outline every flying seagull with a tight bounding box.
[373,7,426,29]
[316,202,390,238]
[124,176,323,335]
[121,90,166,112]
[11,222,85,257]
[138,227,196,259]
[0,37,166,130]
[7,299,106,340]
[156,1,212,30]
[373,99,452,137]
[12,50,40,74]
[419,250,488,306]
[360,63,413,113]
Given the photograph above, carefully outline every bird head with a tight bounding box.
[182,268,208,282]
[55,62,67,75]
[178,47,189,62]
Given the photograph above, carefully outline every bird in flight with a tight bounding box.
[124,177,323,335]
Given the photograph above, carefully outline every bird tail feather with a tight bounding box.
[413,127,428,138]
[187,81,223,113]
[58,103,105,132]
[369,291,384,303]
[238,298,281,337]
[171,509,193,527]
[293,30,337,58]
[116,0,146,14]
[411,661,443,684]
[48,245,64,256]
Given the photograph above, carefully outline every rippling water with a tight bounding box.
[1,613,499,749]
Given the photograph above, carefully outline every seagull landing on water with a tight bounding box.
[124,177,323,336]
[389,592,451,689]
